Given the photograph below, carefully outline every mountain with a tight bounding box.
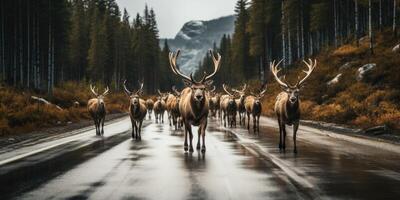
[160,15,235,74]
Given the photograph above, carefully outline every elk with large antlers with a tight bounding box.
[270,59,316,153]
[233,84,247,125]
[220,84,238,128]
[123,80,147,140]
[244,86,266,132]
[169,49,221,153]
[87,85,109,136]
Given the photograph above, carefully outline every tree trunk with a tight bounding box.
[334,0,338,47]
[296,18,300,60]
[288,21,292,65]
[19,0,23,86]
[355,0,359,46]
[1,0,4,81]
[14,9,17,87]
[369,0,374,54]
[281,0,286,66]
[48,0,52,95]
[300,1,304,59]
[379,0,383,31]
[27,0,30,88]
[394,0,397,36]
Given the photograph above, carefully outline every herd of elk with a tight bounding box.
[87,85,109,136]
[85,48,316,154]
[270,59,316,153]
[123,80,147,140]
[169,49,221,153]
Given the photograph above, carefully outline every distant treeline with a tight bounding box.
[0,0,179,94]
[197,0,399,86]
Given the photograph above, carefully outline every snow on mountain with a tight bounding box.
[160,15,235,74]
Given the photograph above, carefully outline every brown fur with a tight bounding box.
[87,85,108,136]
[154,98,166,123]
[146,99,154,120]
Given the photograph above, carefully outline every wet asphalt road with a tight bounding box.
[7,116,400,200]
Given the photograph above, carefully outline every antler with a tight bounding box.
[123,80,132,96]
[90,84,98,96]
[259,86,267,97]
[222,84,234,96]
[136,81,144,95]
[172,86,180,96]
[270,59,289,88]
[297,59,317,87]
[202,49,221,82]
[209,85,216,93]
[232,83,247,94]
[169,50,192,82]
[102,86,109,96]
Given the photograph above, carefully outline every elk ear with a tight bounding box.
[204,80,214,88]
[183,79,192,87]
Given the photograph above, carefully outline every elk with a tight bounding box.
[232,84,247,125]
[153,94,166,123]
[270,59,316,153]
[170,86,183,130]
[160,90,174,126]
[208,86,219,118]
[87,85,109,136]
[123,80,147,140]
[169,49,221,153]
[220,84,237,128]
[244,87,266,133]
[146,99,154,120]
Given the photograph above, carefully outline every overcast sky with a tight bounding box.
[115,0,237,38]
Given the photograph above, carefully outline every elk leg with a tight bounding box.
[247,112,250,130]
[183,122,189,151]
[223,112,226,127]
[278,119,282,150]
[188,125,194,153]
[94,118,98,135]
[257,115,260,132]
[196,126,201,150]
[201,121,207,153]
[293,122,299,154]
[101,117,105,135]
[282,125,287,150]
[253,115,257,132]
[138,121,142,141]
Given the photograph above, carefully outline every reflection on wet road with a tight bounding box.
[12,117,400,199]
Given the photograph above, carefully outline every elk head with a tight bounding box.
[250,87,267,104]
[232,84,247,104]
[90,84,109,105]
[157,89,169,102]
[123,80,144,107]
[223,84,238,106]
[270,59,316,105]
[169,49,221,104]
[172,85,182,102]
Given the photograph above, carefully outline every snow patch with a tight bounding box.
[327,73,342,85]
[357,63,376,81]
[392,44,400,52]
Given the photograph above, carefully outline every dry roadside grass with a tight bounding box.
[0,82,130,136]
[255,30,400,131]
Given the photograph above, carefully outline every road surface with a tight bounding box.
[2,116,400,199]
